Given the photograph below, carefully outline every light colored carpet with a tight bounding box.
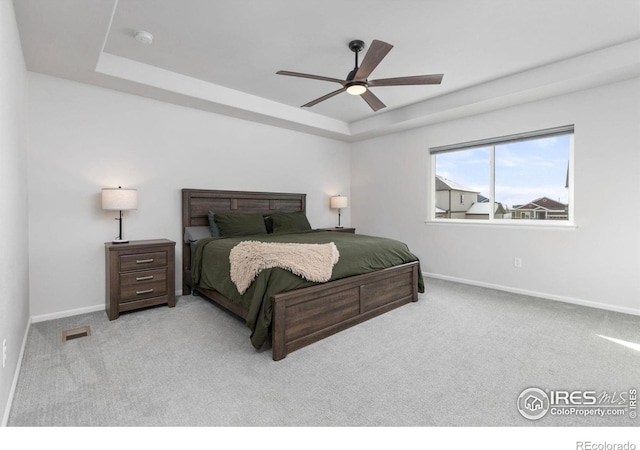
[8,278,640,427]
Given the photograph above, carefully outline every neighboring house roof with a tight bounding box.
[465,202,506,215]
[435,207,447,214]
[435,175,480,193]
[478,194,489,203]
[514,197,567,211]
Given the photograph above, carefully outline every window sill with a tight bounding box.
[424,219,577,230]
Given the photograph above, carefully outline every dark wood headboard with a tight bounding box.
[181,189,306,293]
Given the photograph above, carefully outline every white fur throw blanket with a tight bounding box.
[229,241,340,295]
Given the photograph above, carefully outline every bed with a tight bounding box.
[182,189,423,360]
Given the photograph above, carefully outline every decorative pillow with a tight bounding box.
[271,211,312,233]
[213,212,267,237]
[183,226,213,244]
[263,215,274,234]
[207,211,220,237]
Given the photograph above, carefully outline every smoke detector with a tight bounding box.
[134,30,153,44]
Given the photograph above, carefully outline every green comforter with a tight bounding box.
[192,230,424,349]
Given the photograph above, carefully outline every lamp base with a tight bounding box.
[111,239,129,244]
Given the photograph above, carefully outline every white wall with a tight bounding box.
[27,73,350,319]
[0,0,29,425]
[352,77,640,315]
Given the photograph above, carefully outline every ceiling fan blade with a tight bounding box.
[369,74,444,87]
[354,40,393,81]
[361,89,386,112]
[276,70,345,85]
[302,87,347,108]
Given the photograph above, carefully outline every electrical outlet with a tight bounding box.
[514,257,522,268]
[2,339,6,369]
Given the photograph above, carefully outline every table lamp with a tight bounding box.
[330,195,348,228]
[102,186,138,244]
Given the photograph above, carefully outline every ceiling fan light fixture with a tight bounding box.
[346,83,367,96]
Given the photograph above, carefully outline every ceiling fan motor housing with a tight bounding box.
[346,69,360,81]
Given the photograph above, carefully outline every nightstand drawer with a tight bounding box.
[120,251,168,272]
[120,269,168,302]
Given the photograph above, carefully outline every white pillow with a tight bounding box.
[183,226,212,243]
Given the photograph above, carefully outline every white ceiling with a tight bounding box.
[13,0,640,141]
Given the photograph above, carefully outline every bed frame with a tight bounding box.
[182,189,419,360]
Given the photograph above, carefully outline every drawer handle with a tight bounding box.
[135,275,154,281]
[136,289,154,295]
[136,258,154,264]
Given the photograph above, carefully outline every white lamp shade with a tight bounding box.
[102,188,138,211]
[330,196,348,209]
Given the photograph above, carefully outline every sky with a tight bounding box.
[435,134,570,208]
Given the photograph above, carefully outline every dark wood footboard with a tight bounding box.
[271,261,419,361]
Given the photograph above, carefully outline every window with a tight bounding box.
[430,125,574,223]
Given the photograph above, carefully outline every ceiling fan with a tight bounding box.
[276,39,443,112]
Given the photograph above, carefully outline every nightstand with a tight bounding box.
[317,227,356,233]
[105,239,176,320]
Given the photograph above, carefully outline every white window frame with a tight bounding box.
[428,125,575,228]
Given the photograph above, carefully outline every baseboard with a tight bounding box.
[1,317,31,427]
[31,304,105,323]
[423,272,640,317]
[31,290,184,323]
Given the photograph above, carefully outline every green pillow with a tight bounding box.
[271,211,312,233]
[263,215,274,234]
[207,211,220,237]
[213,212,267,237]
